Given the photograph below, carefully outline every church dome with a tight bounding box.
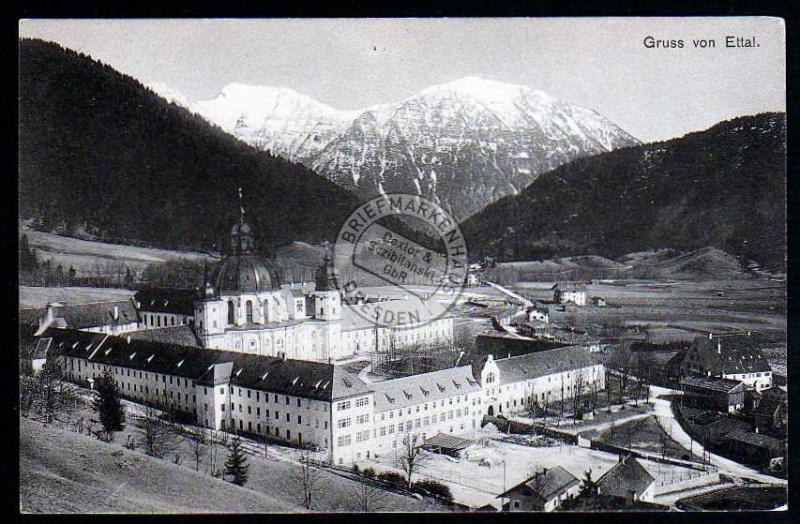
[214,255,280,294]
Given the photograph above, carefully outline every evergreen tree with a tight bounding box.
[224,435,249,486]
[92,369,126,441]
[19,234,38,271]
[124,267,134,288]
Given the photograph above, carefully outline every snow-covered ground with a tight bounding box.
[650,386,786,485]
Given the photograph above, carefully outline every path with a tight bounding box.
[650,385,786,485]
[484,281,533,308]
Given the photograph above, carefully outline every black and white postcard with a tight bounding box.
[18,18,787,513]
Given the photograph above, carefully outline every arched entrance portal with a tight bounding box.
[487,405,495,417]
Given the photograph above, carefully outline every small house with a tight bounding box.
[722,429,785,468]
[590,296,606,307]
[680,376,750,413]
[552,283,587,306]
[498,466,581,512]
[754,387,787,436]
[595,455,656,503]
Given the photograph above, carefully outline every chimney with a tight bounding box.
[708,332,713,340]
[541,467,548,476]
[717,340,722,354]
[114,305,119,321]
[755,426,759,434]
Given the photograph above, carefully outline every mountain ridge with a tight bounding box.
[461,112,786,271]
[171,76,639,220]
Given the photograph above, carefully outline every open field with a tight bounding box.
[24,227,213,277]
[19,286,135,309]
[514,279,786,339]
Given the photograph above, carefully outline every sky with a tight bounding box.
[19,17,785,142]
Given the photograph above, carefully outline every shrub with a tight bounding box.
[377,471,406,488]
[352,463,360,475]
[412,480,453,503]
[361,467,376,478]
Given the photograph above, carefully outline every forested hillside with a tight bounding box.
[462,113,786,270]
[19,39,360,255]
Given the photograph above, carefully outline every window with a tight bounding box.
[337,435,351,447]
[388,425,394,434]
[297,415,302,424]
[285,396,290,406]
[356,430,370,443]
[246,301,253,323]
[379,427,387,436]
[486,372,496,384]
[337,417,352,429]
[247,406,252,415]
[337,401,352,411]
[297,398,301,407]
[286,413,290,422]
[356,414,370,424]
[356,397,369,407]
[221,404,225,412]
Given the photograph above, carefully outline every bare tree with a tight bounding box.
[139,394,179,458]
[397,434,429,489]
[188,427,209,472]
[572,371,586,425]
[295,447,324,510]
[607,345,633,403]
[349,481,389,512]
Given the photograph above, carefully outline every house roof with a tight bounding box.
[680,376,749,394]
[688,335,771,375]
[24,301,139,333]
[723,429,784,453]
[371,364,480,413]
[421,432,472,452]
[492,346,599,386]
[126,325,202,347]
[701,417,752,438]
[134,288,199,316]
[596,456,655,499]
[499,466,579,501]
[44,328,368,401]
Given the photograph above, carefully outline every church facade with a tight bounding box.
[134,216,454,362]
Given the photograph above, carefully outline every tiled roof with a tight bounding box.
[500,466,579,501]
[371,365,480,413]
[44,328,367,401]
[493,346,599,386]
[126,325,202,347]
[24,301,139,332]
[723,429,784,452]
[681,376,748,394]
[134,288,199,316]
[689,336,771,375]
[596,456,655,499]
[422,432,472,451]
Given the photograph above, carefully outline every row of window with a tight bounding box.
[215,404,330,430]
[379,394,470,420]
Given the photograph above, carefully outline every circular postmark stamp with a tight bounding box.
[334,194,469,330]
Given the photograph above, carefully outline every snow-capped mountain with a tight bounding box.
[172,77,639,220]
[195,83,360,162]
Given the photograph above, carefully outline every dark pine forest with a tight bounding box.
[19,39,360,255]
[462,113,786,271]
